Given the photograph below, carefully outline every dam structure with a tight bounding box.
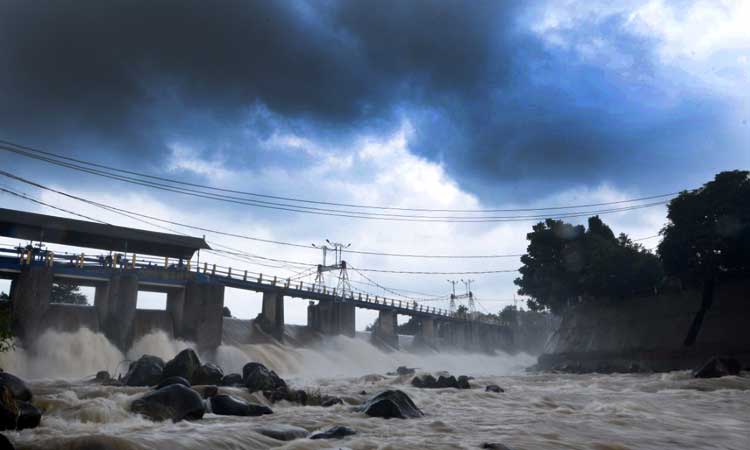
[0,208,510,352]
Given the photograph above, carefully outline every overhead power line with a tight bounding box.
[1,139,679,219]
[0,177,522,275]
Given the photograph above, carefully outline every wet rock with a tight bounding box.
[412,374,470,389]
[0,434,13,449]
[358,390,367,395]
[163,349,201,382]
[480,443,513,449]
[396,366,416,376]
[95,371,111,383]
[210,394,273,416]
[692,356,741,379]
[0,373,32,402]
[485,385,504,393]
[192,363,224,386]
[15,401,41,430]
[0,386,19,431]
[131,384,205,422]
[254,424,309,441]
[310,425,357,440]
[321,396,343,407]
[123,355,165,387]
[156,376,191,390]
[197,385,219,399]
[357,389,423,419]
[411,374,436,388]
[243,362,287,393]
[221,373,244,387]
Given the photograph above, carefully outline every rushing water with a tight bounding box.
[1,329,748,450]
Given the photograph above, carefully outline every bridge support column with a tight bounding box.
[415,317,436,347]
[260,291,285,340]
[180,281,224,350]
[371,309,398,350]
[11,265,53,343]
[309,300,355,337]
[166,288,185,337]
[99,273,138,351]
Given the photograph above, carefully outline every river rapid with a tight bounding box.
[1,328,748,450]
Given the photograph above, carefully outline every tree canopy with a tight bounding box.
[658,170,750,285]
[50,281,88,305]
[515,216,663,314]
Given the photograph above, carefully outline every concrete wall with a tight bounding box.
[538,280,750,372]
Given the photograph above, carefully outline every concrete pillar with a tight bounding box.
[100,273,138,351]
[11,265,53,343]
[181,281,224,350]
[93,282,110,329]
[260,291,285,340]
[371,309,398,349]
[311,300,355,337]
[419,317,435,345]
[166,288,185,337]
[337,302,356,338]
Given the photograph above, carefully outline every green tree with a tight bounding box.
[498,304,518,326]
[396,316,420,335]
[658,170,750,345]
[0,293,13,352]
[50,281,88,305]
[516,216,663,314]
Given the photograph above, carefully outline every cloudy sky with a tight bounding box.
[0,0,748,328]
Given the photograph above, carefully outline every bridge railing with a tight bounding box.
[1,245,498,323]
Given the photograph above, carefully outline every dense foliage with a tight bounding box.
[50,281,89,305]
[515,216,663,314]
[658,170,750,284]
[0,291,13,352]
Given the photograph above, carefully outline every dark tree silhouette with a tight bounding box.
[516,216,663,314]
[50,281,88,305]
[658,170,750,345]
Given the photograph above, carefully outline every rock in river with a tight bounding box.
[243,362,287,393]
[156,376,191,390]
[310,425,357,440]
[221,373,244,387]
[0,373,32,402]
[357,390,423,419]
[412,374,471,389]
[123,355,165,387]
[692,356,741,379]
[192,363,224,386]
[15,401,41,430]
[163,349,202,382]
[131,384,205,422]
[254,424,309,441]
[210,394,273,416]
[485,384,504,393]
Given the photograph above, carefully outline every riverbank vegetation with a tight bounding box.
[515,170,750,314]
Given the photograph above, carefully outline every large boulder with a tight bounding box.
[242,362,287,393]
[357,390,423,419]
[210,394,273,416]
[254,424,309,441]
[693,356,741,379]
[192,363,224,386]
[310,425,357,440]
[130,384,205,422]
[156,376,191,390]
[0,373,32,402]
[0,434,13,449]
[15,401,41,430]
[163,349,201,382]
[123,355,165,387]
[221,373,244,387]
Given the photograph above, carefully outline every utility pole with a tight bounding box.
[312,239,351,299]
[461,279,475,313]
[447,279,458,312]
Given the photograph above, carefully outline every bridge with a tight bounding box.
[0,208,510,352]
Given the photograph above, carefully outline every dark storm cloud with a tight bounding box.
[0,0,742,195]
[0,0,518,160]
